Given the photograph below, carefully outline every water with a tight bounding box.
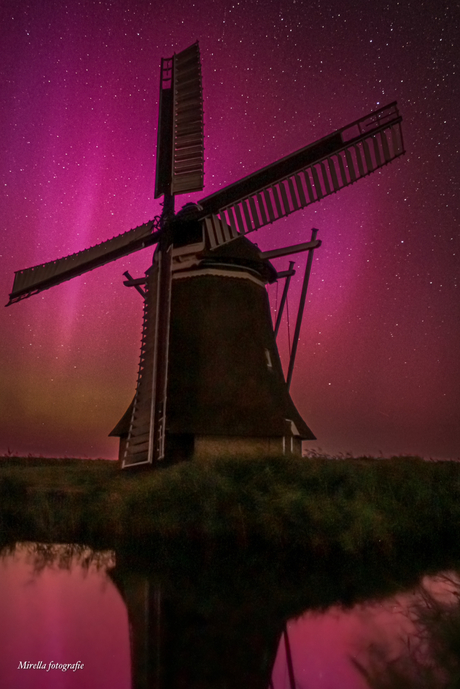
[1,543,459,689]
[271,578,459,688]
[0,545,130,689]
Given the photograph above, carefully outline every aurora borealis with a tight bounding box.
[1,0,459,459]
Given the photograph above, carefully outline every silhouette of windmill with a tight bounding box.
[111,566,281,689]
[7,42,404,468]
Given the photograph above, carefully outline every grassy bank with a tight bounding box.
[1,455,460,557]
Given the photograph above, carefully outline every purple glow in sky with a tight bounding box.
[1,0,459,459]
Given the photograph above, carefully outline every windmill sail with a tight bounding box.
[7,220,161,305]
[199,102,404,248]
[122,246,172,467]
[154,42,204,198]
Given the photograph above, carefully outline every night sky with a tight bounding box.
[1,0,458,460]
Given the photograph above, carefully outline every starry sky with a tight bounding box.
[1,0,459,460]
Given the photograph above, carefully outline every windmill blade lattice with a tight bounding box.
[123,247,172,467]
[155,42,204,198]
[7,218,161,305]
[199,102,404,248]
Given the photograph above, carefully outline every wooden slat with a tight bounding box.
[328,157,340,191]
[212,215,225,245]
[362,139,374,173]
[337,153,349,186]
[279,182,291,215]
[204,217,217,248]
[345,149,357,181]
[372,136,382,167]
[380,130,391,162]
[295,174,307,207]
[129,421,151,438]
[272,185,283,217]
[311,166,323,199]
[242,199,253,232]
[354,144,366,177]
[320,162,332,195]
[234,204,246,233]
[248,196,261,229]
[219,212,232,242]
[131,408,152,426]
[256,192,269,225]
[128,439,151,454]
[287,178,300,210]
[303,170,316,202]
[264,189,277,222]
[226,207,238,236]
[124,450,149,466]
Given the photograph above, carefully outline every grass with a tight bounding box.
[2,453,460,559]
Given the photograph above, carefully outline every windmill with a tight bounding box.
[7,42,404,469]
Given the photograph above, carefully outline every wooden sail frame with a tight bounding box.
[199,102,404,248]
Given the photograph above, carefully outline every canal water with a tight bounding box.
[0,543,458,688]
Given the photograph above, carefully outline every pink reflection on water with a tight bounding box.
[2,545,459,689]
[0,544,130,689]
[270,573,460,689]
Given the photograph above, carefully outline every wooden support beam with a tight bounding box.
[286,228,319,390]
[274,261,295,337]
[123,271,146,298]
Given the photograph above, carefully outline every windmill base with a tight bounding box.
[193,435,303,460]
[115,433,303,466]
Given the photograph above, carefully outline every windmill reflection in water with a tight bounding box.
[112,563,297,689]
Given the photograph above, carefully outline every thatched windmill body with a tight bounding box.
[7,43,404,468]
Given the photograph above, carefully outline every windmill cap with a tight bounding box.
[202,235,278,283]
[177,202,203,219]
